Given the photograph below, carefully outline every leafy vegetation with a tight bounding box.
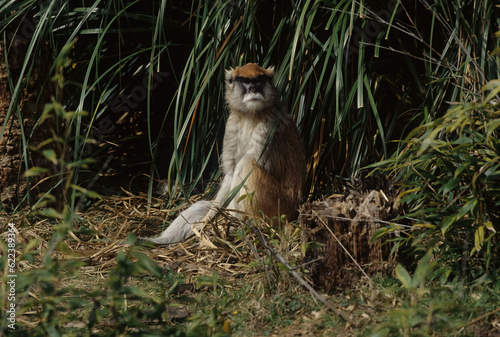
[373,81,500,280]
[372,253,500,337]
[1,0,500,336]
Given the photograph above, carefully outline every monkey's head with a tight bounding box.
[225,63,278,113]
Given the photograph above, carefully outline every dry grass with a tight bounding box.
[3,191,303,286]
[2,192,498,336]
[0,191,372,335]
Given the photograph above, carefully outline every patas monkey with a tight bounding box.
[141,63,306,244]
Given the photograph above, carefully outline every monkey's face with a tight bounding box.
[225,63,277,113]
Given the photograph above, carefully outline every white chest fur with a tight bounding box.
[229,114,269,166]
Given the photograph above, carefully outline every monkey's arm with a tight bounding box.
[214,115,240,205]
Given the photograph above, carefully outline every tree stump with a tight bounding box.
[299,189,398,292]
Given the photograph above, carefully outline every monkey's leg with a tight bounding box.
[139,200,212,244]
[242,163,285,219]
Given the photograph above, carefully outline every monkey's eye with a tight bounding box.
[235,76,268,86]
[236,77,252,85]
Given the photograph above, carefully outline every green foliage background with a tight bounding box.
[2,0,498,200]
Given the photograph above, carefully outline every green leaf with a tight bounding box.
[42,149,58,164]
[133,251,162,277]
[40,208,63,219]
[482,79,500,102]
[395,264,413,289]
[441,215,457,235]
[277,263,292,271]
[371,227,390,243]
[486,119,500,137]
[454,163,467,178]
[24,167,49,177]
[413,250,433,287]
[442,176,459,195]
[166,281,179,297]
[484,222,496,233]
[413,223,436,229]
[123,286,149,297]
[70,184,101,198]
[472,225,485,254]
[457,199,477,219]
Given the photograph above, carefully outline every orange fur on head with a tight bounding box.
[231,63,275,78]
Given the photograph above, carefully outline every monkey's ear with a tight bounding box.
[266,66,275,78]
[225,68,234,83]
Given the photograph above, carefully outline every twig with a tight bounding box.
[459,307,500,330]
[247,220,356,325]
[301,212,413,229]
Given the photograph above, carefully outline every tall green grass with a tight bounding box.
[1,0,498,215]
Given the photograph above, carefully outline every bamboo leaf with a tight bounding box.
[457,199,477,219]
[484,222,496,233]
[395,264,413,290]
[24,167,49,177]
[40,208,64,219]
[413,250,433,288]
[441,215,457,235]
[418,126,444,155]
[42,149,58,165]
[472,225,485,254]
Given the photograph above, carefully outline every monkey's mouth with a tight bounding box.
[242,92,264,103]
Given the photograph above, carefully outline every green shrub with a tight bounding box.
[373,80,500,279]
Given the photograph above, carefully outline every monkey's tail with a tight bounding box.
[139,200,212,244]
